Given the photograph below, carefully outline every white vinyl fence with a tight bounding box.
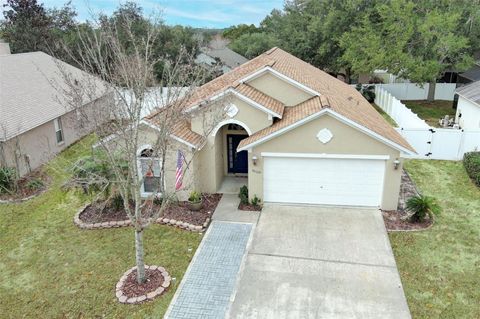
[375,86,480,160]
[375,83,456,101]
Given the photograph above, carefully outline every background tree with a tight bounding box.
[340,0,475,100]
[222,23,258,41]
[1,0,51,53]
[229,32,278,59]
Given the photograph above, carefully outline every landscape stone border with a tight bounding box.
[73,204,210,231]
[0,187,48,204]
[155,216,210,232]
[115,265,171,304]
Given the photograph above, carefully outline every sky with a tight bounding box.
[28,0,285,28]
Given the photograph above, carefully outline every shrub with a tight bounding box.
[463,152,480,187]
[0,167,16,193]
[110,193,124,211]
[26,178,44,191]
[188,191,201,203]
[239,185,249,205]
[153,195,163,205]
[406,195,441,223]
[251,195,261,207]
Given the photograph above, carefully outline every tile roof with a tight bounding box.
[0,51,107,141]
[146,111,205,149]
[147,47,414,152]
[171,120,205,148]
[238,96,331,148]
[234,83,285,117]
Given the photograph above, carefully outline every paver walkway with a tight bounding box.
[164,221,253,319]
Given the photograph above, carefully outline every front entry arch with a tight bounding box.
[211,119,253,136]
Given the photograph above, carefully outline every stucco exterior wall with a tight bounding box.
[0,95,110,176]
[455,96,480,130]
[190,95,272,136]
[247,114,403,210]
[247,72,313,106]
[137,126,197,201]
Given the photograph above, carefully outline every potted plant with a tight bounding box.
[188,191,203,211]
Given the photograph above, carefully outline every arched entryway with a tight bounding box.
[212,120,251,193]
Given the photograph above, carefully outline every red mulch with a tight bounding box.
[382,210,433,231]
[79,194,222,226]
[161,194,222,226]
[122,269,164,298]
[0,169,49,201]
[238,203,262,211]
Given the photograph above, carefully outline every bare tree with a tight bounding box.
[55,13,225,284]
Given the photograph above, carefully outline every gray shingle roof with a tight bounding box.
[203,47,248,69]
[0,52,106,141]
[455,80,480,105]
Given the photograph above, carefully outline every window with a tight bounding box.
[138,147,161,195]
[54,118,64,144]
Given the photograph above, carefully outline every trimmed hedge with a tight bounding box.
[463,152,480,187]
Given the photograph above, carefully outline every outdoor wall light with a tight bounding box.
[393,159,400,170]
[252,155,258,166]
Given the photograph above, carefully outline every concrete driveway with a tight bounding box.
[227,204,411,319]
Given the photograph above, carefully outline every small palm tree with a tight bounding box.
[406,195,441,223]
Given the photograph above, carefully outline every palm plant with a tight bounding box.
[406,195,441,223]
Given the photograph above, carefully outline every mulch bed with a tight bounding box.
[122,269,164,299]
[382,169,433,231]
[0,169,49,202]
[238,203,262,211]
[80,204,128,223]
[161,193,222,226]
[78,193,222,227]
[382,210,433,231]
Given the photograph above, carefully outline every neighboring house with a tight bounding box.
[0,50,109,176]
[140,47,415,210]
[455,81,480,130]
[195,47,248,74]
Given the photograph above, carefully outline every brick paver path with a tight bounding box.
[165,221,253,319]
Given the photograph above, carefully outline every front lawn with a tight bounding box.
[0,136,202,318]
[391,160,480,318]
[402,100,456,127]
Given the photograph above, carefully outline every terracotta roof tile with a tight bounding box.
[170,120,204,148]
[234,83,285,117]
[238,96,330,148]
[148,47,414,152]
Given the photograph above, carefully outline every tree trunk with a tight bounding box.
[135,229,146,284]
[345,67,352,84]
[427,81,436,102]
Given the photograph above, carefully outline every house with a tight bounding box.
[455,81,480,129]
[141,47,415,210]
[0,50,110,176]
[195,44,248,75]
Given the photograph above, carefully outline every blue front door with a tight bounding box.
[227,134,248,174]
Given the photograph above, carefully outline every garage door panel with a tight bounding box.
[263,156,386,207]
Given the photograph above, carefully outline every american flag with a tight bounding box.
[175,150,184,190]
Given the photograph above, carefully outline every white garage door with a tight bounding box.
[263,155,386,207]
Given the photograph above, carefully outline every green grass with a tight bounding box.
[402,100,456,127]
[391,160,480,318]
[372,103,398,127]
[0,136,202,318]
